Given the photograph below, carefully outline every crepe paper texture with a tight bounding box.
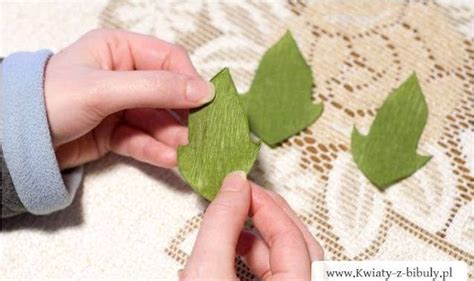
[240,31,323,146]
[351,73,431,190]
[178,68,260,200]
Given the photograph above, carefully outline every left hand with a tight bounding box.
[44,29,214,169]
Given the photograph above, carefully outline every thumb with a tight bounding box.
[182,171,250,279]
[85,70,215,116]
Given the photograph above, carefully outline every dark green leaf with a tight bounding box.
[351,73,431,190]
[240,31,324,146]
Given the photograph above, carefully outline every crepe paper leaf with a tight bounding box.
[351,73,432,190]
[178,68,260,200]
[239,31,323,146]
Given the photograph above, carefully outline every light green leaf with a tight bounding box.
[351,73,431,190]
[178,68,260,200]
[240,31,324,146]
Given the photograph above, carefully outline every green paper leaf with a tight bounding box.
[351,73,431,190]
[178,68,260,200]
[240,31,324,146]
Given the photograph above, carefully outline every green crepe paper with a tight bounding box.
[351,73,431,190]
[240,31,324,146]
[178,68,260,200]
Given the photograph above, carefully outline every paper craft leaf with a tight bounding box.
[240,31,323,146]
[351,73,431,190]
[178,68,260,200]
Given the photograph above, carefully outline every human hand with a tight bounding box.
[181,172,324,280]
[44,29,214,169]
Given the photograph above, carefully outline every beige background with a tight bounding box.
[1,0,473,280]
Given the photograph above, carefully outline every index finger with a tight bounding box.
[89,29,200,76]
[250,183,311,280]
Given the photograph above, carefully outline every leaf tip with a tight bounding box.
[278,29,299,49]
[351,125,365,141]
[283,29,293,38]
[211,67,231,82]
[405,72,423,93]
[416,153,432,168]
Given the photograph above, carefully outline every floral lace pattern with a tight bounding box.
[99,1,474,279]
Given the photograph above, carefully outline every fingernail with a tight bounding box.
[221,170,247,191]
[176,128,188,146]
[186,79,215,104]
[161,149,177,168]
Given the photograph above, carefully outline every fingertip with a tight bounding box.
[207,81,216,101]
[226,170,247,180]
[176,127,189,146]
[221,171,248,192]
[185,79,215,104]
[156,147,177,168]
[249,181,272,208]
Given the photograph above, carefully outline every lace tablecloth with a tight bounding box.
[1,1,473,280]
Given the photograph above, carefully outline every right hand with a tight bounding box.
[181,171,324,280]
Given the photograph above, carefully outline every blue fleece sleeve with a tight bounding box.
[1,50,83,215]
